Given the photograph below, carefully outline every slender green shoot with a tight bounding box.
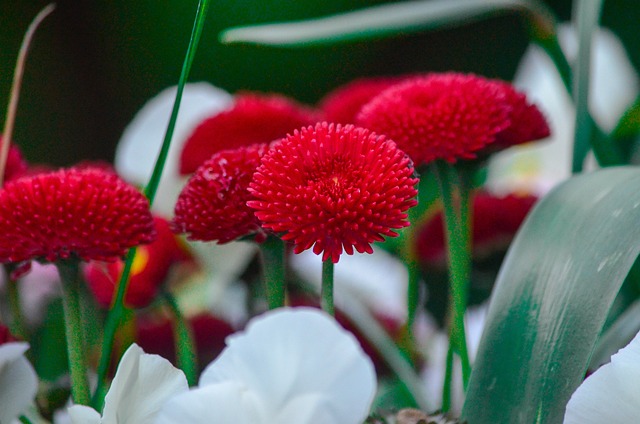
[164,291,198,386]
[92,0,212,408]
[0,4,55,186]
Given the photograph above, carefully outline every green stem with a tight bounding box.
[93,0,212,408]
[163,292,197,386]
[6,270,27,340]
[57,260,90,406]
[321,259,335,316]
[92,248,137,409]
[441,344,454,413]
[433,162,471,390]
[259,236,286,309]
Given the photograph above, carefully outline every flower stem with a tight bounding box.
[321,259,335,316]
[6,270,27,341]
[433,161,471,391]
[259,235,286,309]
[163,291,197,386]
[57,260,91,406]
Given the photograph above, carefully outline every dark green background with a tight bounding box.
[0,0,636,166]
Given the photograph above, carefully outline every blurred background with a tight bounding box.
[1,0,637,166]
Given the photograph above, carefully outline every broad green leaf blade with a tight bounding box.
[462,167,640,424]
[220,0,555,47]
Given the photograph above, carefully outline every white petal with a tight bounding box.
[0,342,38,424]
[67,405,102,424]
[564,331,640,423]
[114,82,232,216]
[101,343,188,424]
[155,381,265,424]
[200,307,377,424]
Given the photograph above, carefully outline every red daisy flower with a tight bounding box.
[493,81,551,149]
[416,192,538,267]
[248,122,419,263]
[179,92,319,175]
[319,76,407,125]
[0,167,156,263]
[357,73,549,166]
[174,143,269,243]
[84,216,192,308]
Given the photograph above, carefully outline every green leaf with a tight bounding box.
[220,0,556,47]
[462,167,640,423]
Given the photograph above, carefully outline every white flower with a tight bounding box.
[0,341,38,424]
[68,344,188,424]
[115,82,232,217]
[155,307,377,424]
[564,330,640,423]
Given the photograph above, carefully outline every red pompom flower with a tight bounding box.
[319,76,407,125]
[248,122,419,263]
[174,143,269,243]
[358,73,550,166]
[179,93,319,175]
[0,167,156,263]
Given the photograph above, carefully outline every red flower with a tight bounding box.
[493,81,551,149]
[0,167,156,263]
[248,122,418,263]
[319,76,407,124]
[357,73,549,166]
[416,192,538,267]
[174,143,269,243]
[84,216,192,308]
[179,93,319,175]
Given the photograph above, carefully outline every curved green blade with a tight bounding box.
[220,0,555,47]
[462,167,640,423]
